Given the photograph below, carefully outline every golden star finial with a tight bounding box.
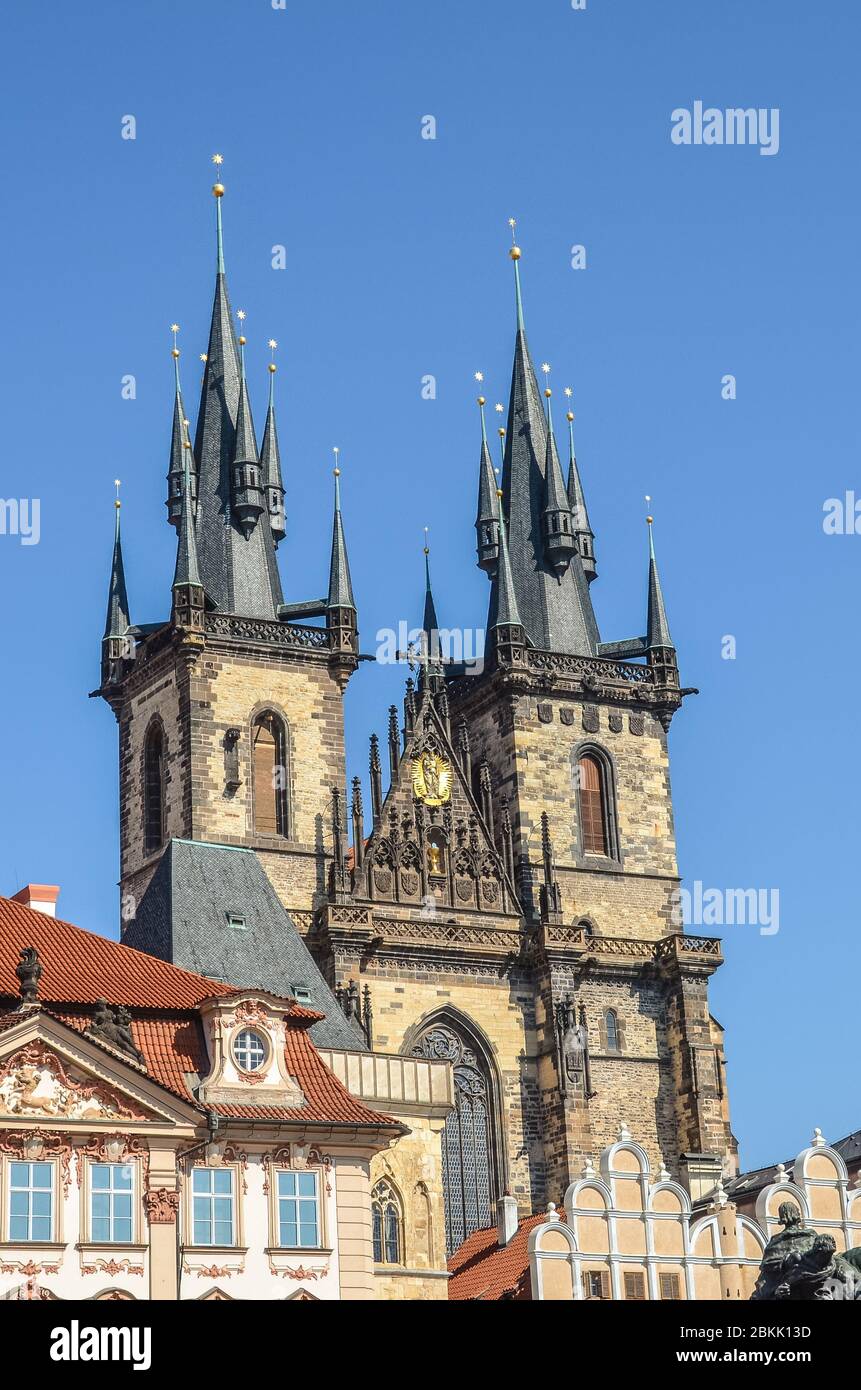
[170,324,180,359]
[564,386,572,398]
[333,445,340,477]
[200,353,208,363]
[212,153,224,166]
[494,402,504,413]
[237,309,246,321]
[268,338,277,351]
[474,371,484,382]
[114,479,121,509]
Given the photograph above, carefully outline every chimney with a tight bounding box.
[497,1192,519,1247]
[12,885,60,918]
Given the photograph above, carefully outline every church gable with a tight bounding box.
[356,694,520,918]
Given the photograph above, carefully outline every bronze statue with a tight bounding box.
[752,1202,861,1300]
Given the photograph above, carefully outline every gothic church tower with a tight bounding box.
[311,232,736,1253]
[95,170,358,934]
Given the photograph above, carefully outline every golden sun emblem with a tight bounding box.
[411,752,452,806]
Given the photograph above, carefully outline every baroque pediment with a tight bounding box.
[356,693,520,917]
[0,1040,150,1123]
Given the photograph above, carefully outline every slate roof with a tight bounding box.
[123,839,367,1052]
[448,1213,547,1300]
[103,506,130,640]
[191,244,283,618]
[490,317,600,656]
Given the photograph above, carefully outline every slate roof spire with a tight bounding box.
[166,327,194,531]
[103,486,130,642]
[646,511,673,651]
[327,452,356,611]
[490,488,524,637]
[230,311,265,537]
[100,485,132,687]
[173,437,202,591]
[191,158,283,617]
[260,340,286,544]
[564,389,596,582]
[488,223,600,656]
[539,375,577,577]
[419,529,444,693]
[474,380,500,575]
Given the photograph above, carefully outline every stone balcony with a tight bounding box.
[316,1048,454,1120]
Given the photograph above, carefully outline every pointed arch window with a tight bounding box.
[411,1018,502,1255]
[143,723,165,856]
[371,1180,402,1265]
[252,711,288,836]
[574,746,619,861]
[605,1009,620,1053]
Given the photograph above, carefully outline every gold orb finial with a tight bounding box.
[508,216,521,260]
[212,153,225,197]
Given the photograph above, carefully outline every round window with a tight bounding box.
[233,1028,267,1072]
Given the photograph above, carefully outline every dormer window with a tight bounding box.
[226,912,246,931]
[291,983,312,1004]
[232,1029,267,1073]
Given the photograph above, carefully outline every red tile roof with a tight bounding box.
[448,1214,548,1300]
[0,897,401,1131]
[0,896,231,1009]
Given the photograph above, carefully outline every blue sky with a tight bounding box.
[0,0,856,1173]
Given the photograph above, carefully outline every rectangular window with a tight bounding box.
[226,913,246,931]
[624,1271,646,1300]
[9,1161,53,1242]
[276,1170,320,1248]
[660,1272,681,1300]
[583,1269,609,1300]
[192,1168,234,1247]
[291,983,312,1004]
[90,1163,133,1244]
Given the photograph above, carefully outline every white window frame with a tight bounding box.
[87,1161,136,1245]
[274,1169,322,1250]
[190,1166,236,1248]
[7,1158,55,1244]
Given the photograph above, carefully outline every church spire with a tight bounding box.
[166,325,195,530]
[473,376,499,576]
[539,370,576,578]
[260,339,286,544]
[326,452,358,684]
[172,432,206,635]
[645,510,673,651]
[419,530,444,693]
[192,156,283,617]
[564,387,596,582]
[101,484,131,686]
[327,451,356,611]
[230,310,265,537]
[490,488,525,654]
[489,222,599,656]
